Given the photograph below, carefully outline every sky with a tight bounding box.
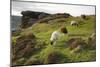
[11,1,95,16]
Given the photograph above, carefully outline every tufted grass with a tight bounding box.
[12,15,96,65]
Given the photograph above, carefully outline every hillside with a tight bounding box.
[11,13,96,66]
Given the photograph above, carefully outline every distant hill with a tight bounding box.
[11,15,21,31]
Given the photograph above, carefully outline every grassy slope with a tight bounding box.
[22,16,95,44]
[12,15,96,64]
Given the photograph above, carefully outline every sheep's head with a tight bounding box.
[60,27,68,34]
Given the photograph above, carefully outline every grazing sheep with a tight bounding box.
[50,27,68,45]
[70,21,78,27]
[81,15,86,20]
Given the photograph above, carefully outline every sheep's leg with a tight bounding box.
[50,41,54,45]
[77,24,78,27]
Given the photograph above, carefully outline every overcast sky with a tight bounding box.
[11,1,95,16]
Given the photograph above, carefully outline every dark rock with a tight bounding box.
[20,11,70,28]
[20,11,50,28]
[38,13,70,23]
[21,11,39,19]
[38,12,50,19]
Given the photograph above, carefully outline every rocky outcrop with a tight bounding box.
[20,11,70,28]
[20,11,50,28]
[37,13,70,23]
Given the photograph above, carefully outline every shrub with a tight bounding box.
[44,51,64,64]
[39,46,69,64]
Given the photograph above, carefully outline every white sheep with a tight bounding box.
[50,27,68,45]
[71,21,78,27]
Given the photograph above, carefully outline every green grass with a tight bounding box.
[12,15,96,65]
